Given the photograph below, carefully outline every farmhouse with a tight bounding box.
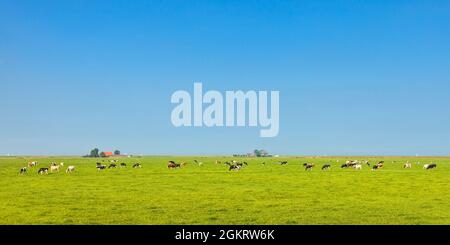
[103,152,114,157]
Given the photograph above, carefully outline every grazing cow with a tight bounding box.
[194,159,203,166]
[28,161,38,168]
[168,161,179,169]
[372,165,381,171]
[19,167,27,175]
[120,163,127,167]
[303,163,314,171]
[353,164,362,170]
[108,163,117,169]
[38,168,49,175]
[229,165,241,171]
[66,166,75,173]
[133,163,142,168]
[50,165,60,172]
[375,162,384,169]
[97,165,106,170]
[322,164,331,171]
[343,160,359,168]
[425,164,437,170]
[279,161,288,165]
[404,163,412,169]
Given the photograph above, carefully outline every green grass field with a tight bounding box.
[0,156,449,224]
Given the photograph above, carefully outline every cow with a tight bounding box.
[28,161,38,168]
[341,163,349,169]
[19,167,27,175]
[50,164,60,172]
[38,168,49,175]
[372,165,381,171]
[404,162,412,169]
[322,164,331,171]
[279,161,288,165]
[229,165,241,171]
[375,162,384,169]
[120,163,127,167]
[108,163,117,169]
[303,163,314,171]
[353,164,362,170]
[132,163,142,168]
[97,165,106,170]
[424,164,437,170]
[66,166,75,173]
[194,160,203,166]
[168,161,179,169]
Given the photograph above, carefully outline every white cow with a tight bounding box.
[50,165,60,172]
[66,166,75,173]
[353,164,362,170]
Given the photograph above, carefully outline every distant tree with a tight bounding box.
[89,148,100,158]
[260,150,269,157]
[99,152,107,158]
[254,149,261,157]
[114,150,121,155]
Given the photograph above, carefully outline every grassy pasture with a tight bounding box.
[0,156,449,224]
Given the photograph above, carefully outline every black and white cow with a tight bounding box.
[38,168,49,175]
[303,163,314,171]
[424,163,437,170]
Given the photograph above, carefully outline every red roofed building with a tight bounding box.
[103,152,114,157]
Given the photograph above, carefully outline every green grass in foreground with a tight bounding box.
[0,156,449,224]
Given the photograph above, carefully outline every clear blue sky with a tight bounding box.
[1,0,450,156]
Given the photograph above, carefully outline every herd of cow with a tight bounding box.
[166,159,438,171]
[19,160,142,175]
[18,158,438,175]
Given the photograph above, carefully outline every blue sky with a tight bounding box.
[1,0,450,155]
